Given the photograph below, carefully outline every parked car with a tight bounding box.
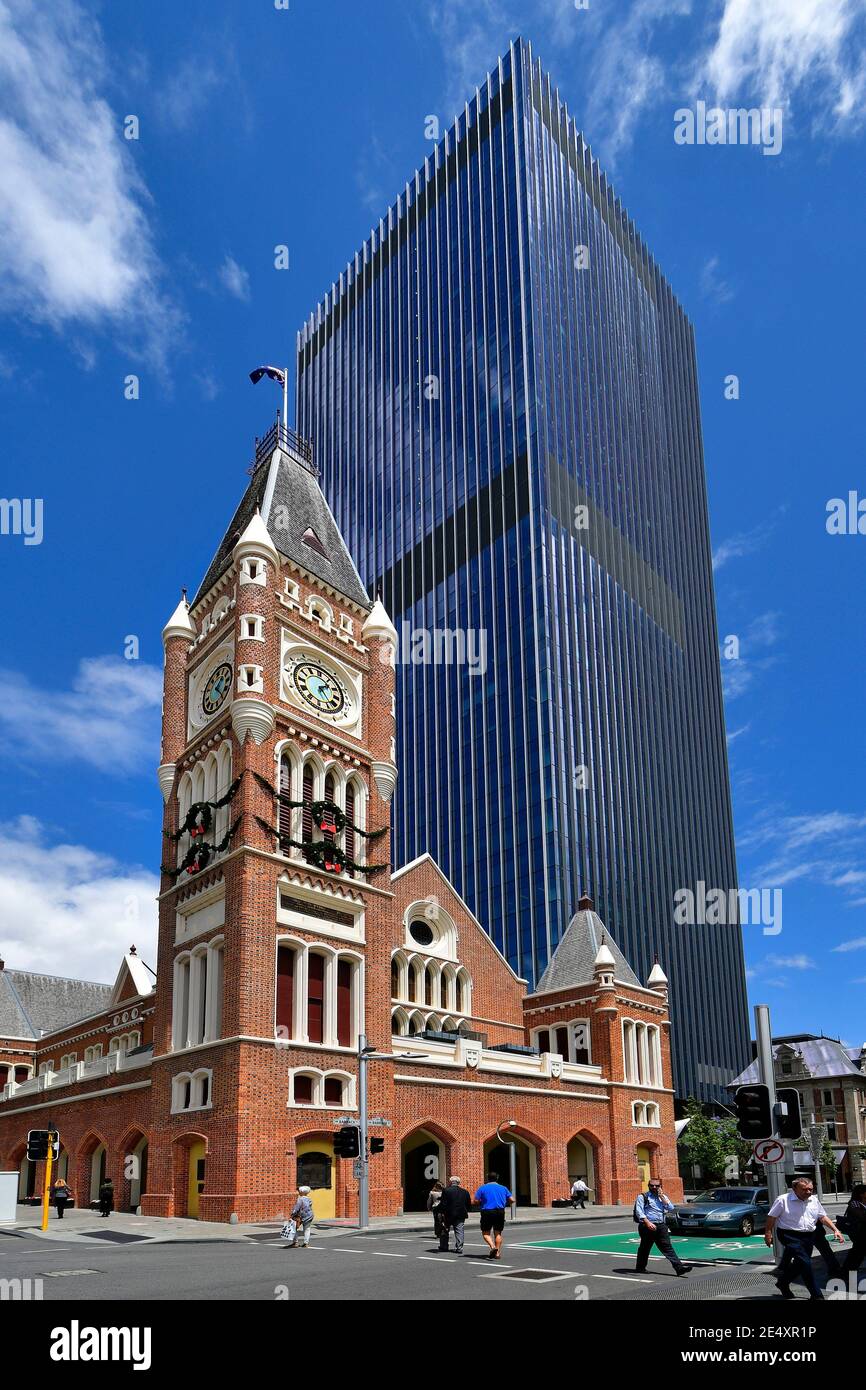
[667,1186,770,1237]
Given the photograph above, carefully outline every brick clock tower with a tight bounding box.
[143,424,401,1222]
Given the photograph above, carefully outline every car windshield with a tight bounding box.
[693,1189,753,1203]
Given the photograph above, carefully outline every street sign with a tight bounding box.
[753,1138,784,1164]
[352,1160,363,1180]
[367,1118,392,1127]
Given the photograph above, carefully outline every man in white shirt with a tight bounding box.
[571,1177,589,1210]
[764,1177,844,1300]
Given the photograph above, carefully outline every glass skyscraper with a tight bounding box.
[296,38,749,1100]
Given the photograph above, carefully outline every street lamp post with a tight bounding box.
[496,1120,519,1222]
[356,1036,425,1232]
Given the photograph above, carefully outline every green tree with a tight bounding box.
[678,1097,754,1184]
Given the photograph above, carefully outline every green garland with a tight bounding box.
[166,775,244,843]
[252,771,386,839]
[162,817,243,880]
[254,816,387,876]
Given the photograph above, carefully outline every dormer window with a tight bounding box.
[302,526,328,558]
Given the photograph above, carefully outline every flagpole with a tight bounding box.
[282,369,288,445]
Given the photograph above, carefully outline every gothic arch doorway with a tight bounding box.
[296,1136,335,1220]
[483,1134,539,1206]
[401,1127,447,1213]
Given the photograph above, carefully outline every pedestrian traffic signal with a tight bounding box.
[333,1126,360,1159]
[734,1084,772,1140]
[26,1129,59,1161]
[369,1138,385,1154]
[775,1087,802,1140]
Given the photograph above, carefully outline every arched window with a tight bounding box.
[412,960,425,1005]
[307,953,326,1045]
[345,782,356,866]
[391,957,400,999]
[302,765,314,842]
[424,964,434,1006]
[336,958,352,1048]
[324,1076,343,1105]
[293,1073,315,1105]
[276,943,297,1040]
[278,752,294,845]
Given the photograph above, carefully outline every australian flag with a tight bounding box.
[249,364,286,387]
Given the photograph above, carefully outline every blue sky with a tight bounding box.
[0,0,864,1056]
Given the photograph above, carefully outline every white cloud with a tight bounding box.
[217,254,250,302]
[698,0,866,133]
[582,0,693,165]
[832,936,866,953]
[0,0,181,365]
[765,953,815,970]
[0,656,161,775]
[700,254,735,305]
[155,57,226,133]
[720,610,781,701]
[0,816,157,980]
[429,0,518,122]
[738,809,866,916]
[713,514,782,571]
[727,722,751,744]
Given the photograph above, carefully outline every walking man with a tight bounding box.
[633,1179,693,1277]
[571,1177,589,1210]
[765,1177,844,1300]
[473,1172,514,1259]
[438,1176,472,1255]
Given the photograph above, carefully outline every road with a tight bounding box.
[0,1214,829,1302]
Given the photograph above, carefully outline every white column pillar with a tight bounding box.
[638,1025,649,1087]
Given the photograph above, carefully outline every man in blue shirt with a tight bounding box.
[473,1173,515,1259]
[633,1179,693,1277]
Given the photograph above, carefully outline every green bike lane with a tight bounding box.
[517,1229,774,1264]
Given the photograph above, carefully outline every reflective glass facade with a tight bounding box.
[296,39,749,1100]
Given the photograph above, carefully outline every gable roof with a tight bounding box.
[0,968,113,1041]
[391,853,527,985]
[192,439,370,610]
[533,903,640,993]
[109,952,155,1006]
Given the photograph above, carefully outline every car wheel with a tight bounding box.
[739,1216,754,1237]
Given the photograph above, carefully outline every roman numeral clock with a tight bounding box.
[281,647,360,732]
[187,644,235,737]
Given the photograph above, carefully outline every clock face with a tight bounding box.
[290,660,347,715]
[202,662,233,715]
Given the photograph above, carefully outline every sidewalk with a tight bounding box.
[2,1201,631,1245]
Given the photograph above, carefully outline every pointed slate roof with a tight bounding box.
[534,899,640,993]
[0,968,114,1040]
[192,437,370,610]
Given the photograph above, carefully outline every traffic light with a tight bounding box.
[26,1130,58,1161]
[775,1088,802,1140]
[735,1084,773,1140]
[333,1126,360,1159]
[369,1138,385,1155]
